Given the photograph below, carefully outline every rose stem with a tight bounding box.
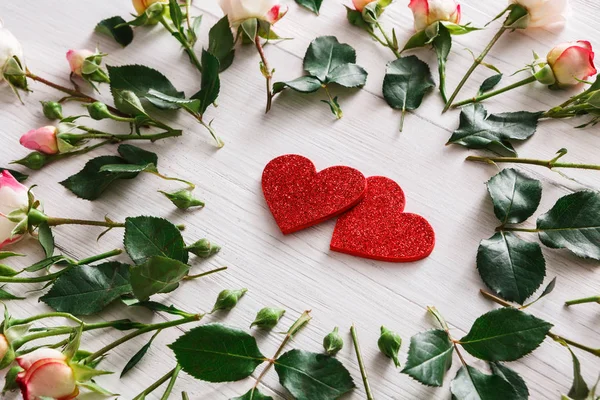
[254,35,274,113]
[480,289,600,358]
[466,154,600,171]
[132,366,180,400]
[160,364,183,400]
[45,217,185,231]
[351,324,375,400]
[565,296,600,306]
[183,266,228,281]
[452,75,537,108]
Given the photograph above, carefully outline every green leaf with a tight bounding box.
[99,163,156,174]
[95,16,134,47]
[432,23,451,69]
[60,156,138,200]
[273,76,323,94]
[490,363,529,400]
[460,307,552,361]
[296,0,323,14]
[0,252,24,261]
[231,390,273,400]
[345,6,371,31]
[401,329,453,387]
[450,365,518,400]
[479,74,503,96]
[107,65,184,110]
[40,262,131,315]
[537,191,600,260]
[118,144,158,166]
[486,168,542,224]
[129,256,189,301]
[0,168,28,183]
[303,36,356,83]
[25,255,66,272]
[241,18,258,42]
[120,331,159,377]
[565,345,590,399]
[168,0,183,30]
[208,16,235,72]
[382,56,435,114]
[274,350,355,400]
[124,216,188,265]
[170,324,266,382]
[190,50,221,115]
[37,222,54,257]
[3,366,22,393]
[477,232,546,304]
[402,30,434,52]
[523,276,556,308]
[447,104,542,156]
[0,265,19,277]
[127,300,191,317]
[0,288,24,300]
[327,63,367,88]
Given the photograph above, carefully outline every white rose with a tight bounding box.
[510,0,571,28]
[218,0,288,27]
[0,171,29,249]
[0,21,25,81]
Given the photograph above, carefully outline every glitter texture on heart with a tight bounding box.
[262,154,367,234]
[330,176,435,262]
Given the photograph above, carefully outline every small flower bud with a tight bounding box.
[86,101,113,120]
[12,152,49,170]
[160,189,205,210]
[114,90,145,116]
[41,101,63,120]
[251,307,285,329]
[378,326,402,367]
[19,126,59,155]
[323,327,344,356]
[66,49,110,83]
[185,238,221,258]
[211,288,248,313]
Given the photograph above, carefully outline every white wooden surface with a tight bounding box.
[1,0,599,399]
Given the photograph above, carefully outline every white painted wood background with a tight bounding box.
[1,0,599,398]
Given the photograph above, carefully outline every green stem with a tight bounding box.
[452,75,537,108]
[255,34,274,113]
[350,324,374,400]
[437,56,448,104]
[160,364,183,400]
[466,155,600,171]
[323,86,343,119]
[496,226,539,233]
[0,268,68,283]
[75,248,123,265]
[565,296,600,306]
[159,17,202,74]
[368,30,388,47]
[196,117,224,148]
[182,392,189,400]
[12,312,82,327]
[148,171,195,189]
[46,217,184,231]
[183,266,228,280]
[133,366,179,400]
[480,290,600,358]
[375,21,400,58]
[83,314,203,364]
[65,127,182,142]
[443,27,508,112]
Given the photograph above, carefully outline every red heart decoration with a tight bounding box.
[330,176,435,262]
[262,155,367,234]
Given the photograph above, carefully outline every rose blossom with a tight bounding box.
[0,21,24,81]
[0,171,29,249]
[132,0,168,14]
[409,0,461,31]
[546,40,597,87]
[510,0,571,29]
[19,126,59,155]
[218,0,288,27]
[16,348,78,400]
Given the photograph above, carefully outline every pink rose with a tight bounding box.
[19,126,59,155]
[547,40,597,87]
[218,0,288,27]
[132,0,168,15]
[0,171,29,249]
[511,0,571,29]
[409,0,461,31]
[16,348,78,400]
[66,49,94,76]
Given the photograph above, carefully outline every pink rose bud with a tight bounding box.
[409,0,461,31]
[16,348,78,400]
[0,171,29,249]
[19,126,59,155]
[510,0,571,29]
[132,0,168,15]
[547,40,597,87]
[218,0,288,27]
[66,49,95,76]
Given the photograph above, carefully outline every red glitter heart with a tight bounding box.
[262,155,367,234]
[330,176,435,262]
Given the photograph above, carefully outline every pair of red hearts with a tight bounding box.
[261,155,435,262]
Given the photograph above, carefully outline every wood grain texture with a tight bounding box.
[1,0,599,399]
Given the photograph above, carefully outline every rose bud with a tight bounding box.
[251,307,285,329]
[41,101,63,120]
[352,0,377,12]
[19,126,59,155]
[546,41,597,87]
[510,0,571,29]
[160,188,205,210]
[0,22,26,86]
[0,334,11,366]
[16,348,79,400]
[0,171,30,249]
[11,152,49,171]
[66,49,109,84]
[323,327,344,356]
[132,0,168,15]
[409,0,461,31]
[185,238,221,258]
[218,0,288,27]
[377,325,402,368]
[211,288,248,313]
